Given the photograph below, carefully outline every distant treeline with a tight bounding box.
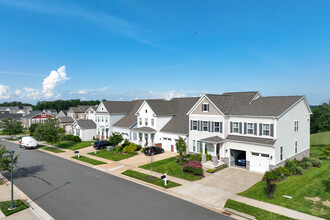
[0,99,101,112]
[311,101,330,134]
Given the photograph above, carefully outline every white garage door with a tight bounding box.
[250,152,270,173]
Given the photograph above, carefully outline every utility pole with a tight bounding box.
[8,150,16,210]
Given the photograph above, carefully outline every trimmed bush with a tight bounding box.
[303,161,313,169]
[275,167,291,177]
[285,159,297,175]
[136,145,142,151]
[182,161,203,175]
[296,166,304,175]
[123,143,137,153]
[262,171,280,181]
[187,154,202,162]
[63,134,81,142]
[309,158,322,167]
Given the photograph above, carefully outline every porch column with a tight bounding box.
[201,142,207,163]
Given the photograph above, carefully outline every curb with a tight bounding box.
[0,174,54,220]
[224,207,255,219]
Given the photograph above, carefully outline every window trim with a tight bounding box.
[151,118,154,126]
[295,141,298,154]
[214,122,220,132]
[192,120,198,130]
[145,118,148,126]
[294,121,299,132]
[202,103,209,112]
[139,118,142,126]
[247,123,254,134]
[202,121,208,131]
[233,122,239,133]
[262,124,270,136]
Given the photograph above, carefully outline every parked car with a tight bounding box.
[93,140,112,150]
[235,153,246,166]
[144,146,164,156]
[19,136,38,149]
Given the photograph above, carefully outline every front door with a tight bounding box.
[216,144,220,160]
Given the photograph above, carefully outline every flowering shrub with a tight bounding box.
[182,161,203,175]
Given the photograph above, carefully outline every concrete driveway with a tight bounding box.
[171,167,263,209]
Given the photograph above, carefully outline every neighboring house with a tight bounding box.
[71,120,96,141]
[67,106,93,120]
[57,110,67,118]
[58,117,74,134]
[0,111,23,122]
[21,111,55,128]
[187,91,311,173]
[0,106,32,115]
[44,109,58,117]
[84,106,98,121]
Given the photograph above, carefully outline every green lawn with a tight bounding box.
[311,131,330,145]
[0,200,29,216]
[51,141,94,151]
[122,169,181,189]
[239,145,330,219]
[224,199,294,220]
[4,138,20,141]
[39,145,65,153]
[139,157,203,181]
[72,155,106,165]
[88,150,137,161]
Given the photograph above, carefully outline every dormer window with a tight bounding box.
[145,109,147,113]
[202,103,209,112]
[41,114,46,117]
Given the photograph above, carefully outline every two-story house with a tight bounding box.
[67,106,93,120]
[187,91,311,173]
[21,111,55,128]
[84,106,98,121]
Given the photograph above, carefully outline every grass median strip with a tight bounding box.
[224,199,294,220]
[72,155,106,165]
[0,200,29,216]
[39,145,65,153]
[122,169,181,189]
[88,150,137,161]
[50,141,94,151]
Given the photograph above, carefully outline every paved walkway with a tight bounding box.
[231,195,324,220]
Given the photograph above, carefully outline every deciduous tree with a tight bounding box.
[0,117,24,138]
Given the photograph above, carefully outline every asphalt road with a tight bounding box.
[0,139,232,220]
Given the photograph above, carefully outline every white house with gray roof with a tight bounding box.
[71,119,96,141]
[187,91,312,173]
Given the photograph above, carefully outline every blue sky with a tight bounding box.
[0,0,329,104]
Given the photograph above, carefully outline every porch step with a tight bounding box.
[203,161,225,169]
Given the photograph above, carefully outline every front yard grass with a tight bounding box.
[88,150,138,161]
[122,169,181,189]
[239,144,330,219]
[139,157,203,181]
[51,141,94,151]
[0,200,29,216]
[224,199,294,220]
[39,145,65,153]
[72,155,106,165]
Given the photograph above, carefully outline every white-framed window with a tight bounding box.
[101,116,103,122]
[145,118,148,126]
[145,109,147,113]
[202,103,209,112]
[214,122,220,132]
[193,140,196,152]
[280,146,283,161]
[202,121,208,131]
[197,141,202,153]
[247,123,253,134]
[295,141,298,153]
[151,119,154,126]
[252,152,259,156]
[139,118,142,126]
[233,122,239,133]
[294,121,299,132]
[41,114,46,117]
[263,124,270,136]
[192,121,198,130]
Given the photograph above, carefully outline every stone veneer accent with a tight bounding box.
[269,148,310,170]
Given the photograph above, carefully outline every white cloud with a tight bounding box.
[15,89,22,96]
[22,87,41,99]
[77,89,88,95]
[42,65,69,98]
[0,84,11,99]
[119,97,123,101]
[148,90,188,100]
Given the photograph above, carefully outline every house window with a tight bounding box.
[105,117,108,122]
[197,141,202,153]
[145,118,148,126]
[202,103,209,112]
[76,114,78,119]
[263,124,270,136]
[202,121,208,131]
[139,133,143,142]
[193,140,196,152]
[101,116,103,122]
[139,118,142,126]
[192,121,198,130]
[145,109,147,113]
[247,123,254,134]
[233,122,239,133]
[252,152,259,156]
[294,121,299,132]
[295,141,298,153]
[151,119,154,126]
[214,122,220,132]
[280,146,283,161]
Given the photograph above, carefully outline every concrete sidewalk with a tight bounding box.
[231,195,324,220]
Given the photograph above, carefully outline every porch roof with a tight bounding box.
[132,126,156,133]
[226,135,276,145]
[200,136,225,144]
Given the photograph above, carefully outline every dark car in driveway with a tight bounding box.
[93,140,112,150]
[235,153,246,166]
[144,146,164,156]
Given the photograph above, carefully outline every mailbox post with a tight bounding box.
[74,150,80,158]
[161,173,167,186]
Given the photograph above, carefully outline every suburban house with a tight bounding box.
[56,110,67,118]
[0,106,32,115]
[58,116,74,134]
[187,91,311,173]
[71,120,96,141]
[0,111,23,122]
[84,106,98,121]
[21,111,55,128]
[44,109,58,117]
[67,106,93,120]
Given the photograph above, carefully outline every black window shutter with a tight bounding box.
[230,122,233,133]
[207,104,209,111]
[197,121,200,131]
[208,121,211,132]
[244,123,247,134]
[200,120,203,131]
[212,121,214,132]
[270,124,274,137]
[259,123,262,136]
[220,122,223,133]
[254,123,257,135]
[239,122,242,134]
[190,120,192,130]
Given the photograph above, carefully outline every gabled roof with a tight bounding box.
[22,111,42,119]
[200,136,225,143]
[58,116,74,123]
[58,110,67,116]
[132,126,156,132]
[74,120,96,129]
[0,112,21,120]
[101,101,133,114]
[144,100,178,116]
[113,100,144,128]
[67,106,94,113]
[44,109,57,113]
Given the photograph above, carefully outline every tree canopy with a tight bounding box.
[0,145,19,172]
[310,101,330,134]
[0,117,24,138]
[33,99,100,112]
[34,119,65,147]
[109,133,123,146]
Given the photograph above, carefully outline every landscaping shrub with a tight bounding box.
[121,140,130,148]
[275,167,291,177]
[182,161,203,175]
[206,154,212,161]
[322,146,330,156]
[285,159,297,175]
[141,147,146,153]
[136,145,142,151]
[123,143,137,153]
[188,154,201,162]
[175,155,190,165]
[63,134,81,142]
[296,166,304,175]
[264,180,277,198]
[262,171,280,181]
[309,158,322,167]
[303,161,313,169]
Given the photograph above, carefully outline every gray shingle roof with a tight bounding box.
[0,112,22,120]
[58,117,74,123]
[75,120,96,129]
[22,111,42,119]
[132,127,156,132]
[200,136,225,143]
[113,100,144,128]
[226,135,276,145]
[68,106,94,113]
[101,101,133,114]
[146,100,178,116]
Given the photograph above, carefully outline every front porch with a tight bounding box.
[199,136,226,169]
[132,127,156,147]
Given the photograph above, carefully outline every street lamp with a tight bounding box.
[8,150,16,210]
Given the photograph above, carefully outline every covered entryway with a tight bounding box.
[250,152,270,173]
[230,149,246,169]
[200,136,225,160]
